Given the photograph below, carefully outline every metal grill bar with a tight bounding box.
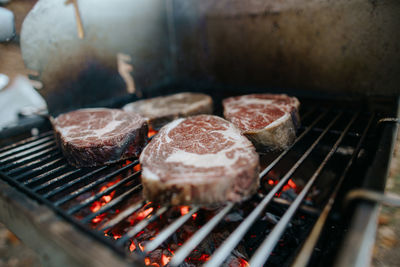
[259,109,329,178]
[21,164,70,185]
[292,114,375,267]
[53,161,138,206]
[116,206,169,246]
[7,156,64,177]
[0,140,55,164]
[170,203,234,266]
[68,170,141,215]
[0,160,129,265]
[0,146,58,171]
[99,201,146,232]
[205,111,343,267]
[307,127,361,138]
[13,158,67,181]
[3,151,62,175]
[32,168,83,193]
[271,197,320,216]
[0,135,54,160]
[81,183,143,224]
[144,206,199,253]
[170,109,329,266]
[249,112,358,266]
[42,166,109,199]
[0,130,53,154]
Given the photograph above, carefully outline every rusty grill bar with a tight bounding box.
[0,96,392,266]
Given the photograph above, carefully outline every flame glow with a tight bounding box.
[180,206,190,216]
[129,242,136,252]
[288,179,296,188]
[122,160,132,167]
[136,207,154,221]
[238,258,250,267]
[134,164,141,172]
[138,243,145,252]
[89,177,122,224]
[113,234,122,240]
[91,214,107,224]
[282,179,297,192]
[161,254,171,266]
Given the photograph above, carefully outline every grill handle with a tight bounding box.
[345,189,400,208]
[377,117,400,124]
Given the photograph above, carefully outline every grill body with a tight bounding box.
[20,0,400,116]
[0,88,398,267]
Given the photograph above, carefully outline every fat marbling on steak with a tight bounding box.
[51,108,148,167]
[139,115,260,205]
[123,92,213,130]
[223,94,300,150]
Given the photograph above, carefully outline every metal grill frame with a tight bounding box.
[0,93,398,267]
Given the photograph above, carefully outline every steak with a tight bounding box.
[123,92,213,130]
[139,115,260,205]
[223,94,300,150]
[51,108,148,167]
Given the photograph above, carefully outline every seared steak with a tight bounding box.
[223,94,300,150]
[123,92,213,130]
[51,108,148,167]
[139,115,259,205]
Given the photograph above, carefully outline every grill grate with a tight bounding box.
[0,97,383,266]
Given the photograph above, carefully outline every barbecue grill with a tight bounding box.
[1,0,399,266]
[0,87,398,267]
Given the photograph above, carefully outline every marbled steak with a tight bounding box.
[139,115,260,206]
[51,108,148,167]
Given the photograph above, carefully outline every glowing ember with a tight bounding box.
[180,206,190,216]
[167,248,175,255]
[92,213,107,224]
[134,164,141,172]
[122,160,132,167]
[148,128,157,138]
[237,258,250,267]
[108,205,252,267]
[288,179,296,188]
[282,179,297,192]
[92,217,102,224]
[188,254,210,262]
[99,178,121,192]
[90,201,101,213]
[113,234,122,240]
[161,254,171,266]
[265,171,279,187]
[89,178,121,224]
[136,207,154,221]
[144,257,161,267]
[129,242,136,252]
[138,242,145,252]
[102,195,112,203]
